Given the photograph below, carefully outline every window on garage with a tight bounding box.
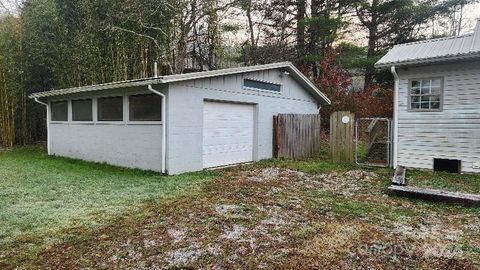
[129,94,161,121]
[51,100,68,121]
[72,99,93,121]
[244,79,281,92]
[98,96,123,121]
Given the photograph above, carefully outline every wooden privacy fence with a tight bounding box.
[273,114,322,159]
[330,111,355,163]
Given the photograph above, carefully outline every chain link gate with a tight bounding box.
[355,118,392,167]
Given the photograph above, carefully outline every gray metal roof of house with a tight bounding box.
[376,19,480,68]
[29,62,330,105]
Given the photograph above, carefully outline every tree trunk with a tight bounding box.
[246,3,256,65]
[364,0,378,90]
[296,0,306,65]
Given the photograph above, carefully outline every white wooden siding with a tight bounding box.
[47,87,165,172]
[166,68,319,174]
[396,60,480,173]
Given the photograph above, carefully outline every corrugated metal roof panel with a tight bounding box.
[376,19,480,68]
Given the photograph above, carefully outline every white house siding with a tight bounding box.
[47,86,165,172]
[166,68,319,174]
[50,124,163,171]
[396,60,480,173]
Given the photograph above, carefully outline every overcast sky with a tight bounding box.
[461,3,480,32]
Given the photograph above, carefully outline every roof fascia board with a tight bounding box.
[29,78,163,99]
[375,53,480,69]
[29,62,331,105]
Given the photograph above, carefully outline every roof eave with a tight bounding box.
[285,63,331,105]
[375,53,480,69]
[28,62,331,105]
[29,78,164,99]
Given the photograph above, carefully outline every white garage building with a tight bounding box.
[30,62,330,174]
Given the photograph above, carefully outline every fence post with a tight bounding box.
[273,115,279,158]
[330,111,354,163]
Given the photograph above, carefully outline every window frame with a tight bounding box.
[243,78,282,93]
[71,98,93,122]
[50,100,69,122]
[97,96,124,122]
[408,77,444,112]
[47,91,164,125]
[128,93,163,123]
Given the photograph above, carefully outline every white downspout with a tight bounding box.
[391,66,399,168]
[147,62,167,174]
[34,98,50,155]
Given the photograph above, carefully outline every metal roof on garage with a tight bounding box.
[29,62,331,105]
[376,19,480,68]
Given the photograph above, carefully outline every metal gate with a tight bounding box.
[355,118,392,167]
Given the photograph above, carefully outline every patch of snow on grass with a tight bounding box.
[166,244,203,266]
[221,224,246,240]
[167,228,187,243]
[215,204,240,215]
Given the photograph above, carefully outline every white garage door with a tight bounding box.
[203,101,254,168]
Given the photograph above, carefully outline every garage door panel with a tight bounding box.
[203,101,254,168]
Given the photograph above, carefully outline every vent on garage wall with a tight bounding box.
[434,158,461,174]
[243,79,281,92]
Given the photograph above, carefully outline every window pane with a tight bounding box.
[421,79,431,88]
[98,96,123,121]
[421,102,430,109]
[431,87,441,94]
[431,95,440,102]
[72,99,92,121]
[411,102,420,109]
[411,80,420,88]
[431,79,441,87]
[411,87,420,95]
[431,102,440,109]
[129,94,161,121]
[421,86,431,95]
[244,79,281,92]
[51,101,68,121]
[411,96,420,103]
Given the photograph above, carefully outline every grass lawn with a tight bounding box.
[0,146,217,266]
[1,146,479,269]
[407,169,480,194]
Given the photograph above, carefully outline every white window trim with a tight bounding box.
[407,77,444,112]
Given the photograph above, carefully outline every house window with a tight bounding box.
[51,101,68,121]
[72,99,93,121]
[244,79,281,92]
[98,96,123,121]
[409,78,442,111]
[129,94,161,121]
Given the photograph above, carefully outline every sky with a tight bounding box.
[460,3,480,32]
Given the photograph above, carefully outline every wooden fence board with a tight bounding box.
[273,114,322,159]
[330,111,354,163]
